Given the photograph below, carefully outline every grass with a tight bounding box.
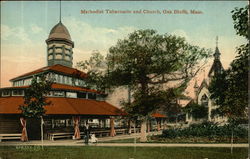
[100,136,248,144]
[0,146,248,159]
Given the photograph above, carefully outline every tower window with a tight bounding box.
[55,54,62,59]
[48,55,53,60]
[55,48,62,53]
[65,56,71,61]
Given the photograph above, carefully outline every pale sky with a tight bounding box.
[1,1,248,105]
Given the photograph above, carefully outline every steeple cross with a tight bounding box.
[216,36,218,47]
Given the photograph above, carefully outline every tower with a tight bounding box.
[45,1,74,68]
[208,36,224,78]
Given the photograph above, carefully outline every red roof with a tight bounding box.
[10,64,87,81]
[52,83,100,93]
[0,97,123,116]
[2,83,100,94]
[152,113,167,118]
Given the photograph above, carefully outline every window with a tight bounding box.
[66,92,77,98]
[46,91,54,96]
[54,74,58,83]
[77,92,86,99]
[2,90,10,96]
[12,90,24,96]
[54,119,66,128]
[23,78,32,86]
[68,77,72,85]
[55,54,62,59]
[48,55,53,60]
[55,48,62,53]
[75,79,79,86]
[62,75,65,84]
[201,94,208,107]
[53,91,65,97]
[88,93,96,100]
[58,75,63,83]
[65,55,71,61]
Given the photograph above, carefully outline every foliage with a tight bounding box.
[19,76,52,118]
[231,5,249,39]
[209,5,249,121]
[77,50,108,91]
[183,102,208,119]
[106,29,211,118]
[162,122,248,139]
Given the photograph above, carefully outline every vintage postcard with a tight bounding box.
[0,1,248,159]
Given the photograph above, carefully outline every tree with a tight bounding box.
[105,29,211,141]
[19,75,52,144]
[209,5,249,122]
[183,102,208,120]
[209,5,249,154]
[77,50,108,92]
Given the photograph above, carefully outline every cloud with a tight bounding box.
[62,17,137,64]
[171,29,190,41]
[31,24,43,34]
[1,24,31,43]
[63,17,136,52]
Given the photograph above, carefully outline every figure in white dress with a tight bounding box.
[89,134,98,143]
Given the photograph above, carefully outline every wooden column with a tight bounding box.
[157,119,161,131]
[110,117,116,137]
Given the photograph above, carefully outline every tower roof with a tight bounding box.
[47,22,72,42]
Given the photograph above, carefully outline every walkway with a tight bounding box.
[0,131,248,148]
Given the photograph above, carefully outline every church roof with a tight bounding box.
[0,96,123,116]
[197,79,209,95]
[10,64,87,81]
[152,113,167,118]
[47,21,72,41]
[208,59,223,77]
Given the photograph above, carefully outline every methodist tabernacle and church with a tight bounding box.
[0,15,166,141]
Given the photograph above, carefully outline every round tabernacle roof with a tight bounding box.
[48,21,72,41]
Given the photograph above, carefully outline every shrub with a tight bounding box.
[162,122,248,138]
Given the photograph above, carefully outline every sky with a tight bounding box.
[0,1,248,105]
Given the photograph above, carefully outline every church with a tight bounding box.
[185,37,227,124]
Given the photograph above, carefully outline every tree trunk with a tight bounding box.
[140,119,147,142]
[231,129,234,154]
[41,116,44,149]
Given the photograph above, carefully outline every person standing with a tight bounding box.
[84,123,91,145]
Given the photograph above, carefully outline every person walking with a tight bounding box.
[84,123,91,145]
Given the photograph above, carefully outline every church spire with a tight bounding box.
[208,36,224,77]
[214,36,221,61]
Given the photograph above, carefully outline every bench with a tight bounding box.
[130,128,140,133]
[48,132,74,141]
[115,129,127,135]
[92,130,110,137]
[0,134,21,142]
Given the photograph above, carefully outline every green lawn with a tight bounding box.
[0,146,248,159]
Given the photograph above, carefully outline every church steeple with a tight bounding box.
[208,36,223,78]
[214,36,221,61]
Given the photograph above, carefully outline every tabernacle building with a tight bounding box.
[0,19,124,141]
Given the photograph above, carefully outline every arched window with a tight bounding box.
[201,94,208,107]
